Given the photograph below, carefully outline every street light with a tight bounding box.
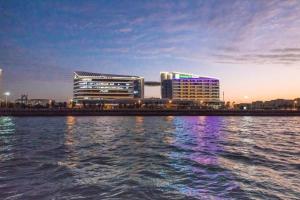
[200,100,204,109]
[4,92,10,108]
[294,100,297,110]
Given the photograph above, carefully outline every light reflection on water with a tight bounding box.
[0,116,299,200]
[0,117,15,162]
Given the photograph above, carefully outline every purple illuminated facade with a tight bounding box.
[160,72,220,104]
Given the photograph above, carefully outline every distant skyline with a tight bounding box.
[1,0,300,102]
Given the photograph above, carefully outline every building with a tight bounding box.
[73,71,144,103]
[251,101,264,110]
[234,103,252,110]
[15,95,53,108]
[28,99,52,107]
[235,98,300,110]
[263,99,294,110]
[0,69,2,99]
[15,94,29,105]
[160,72,220,107]
[294,98,300,109]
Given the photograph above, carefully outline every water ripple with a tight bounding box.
[0,116,299,199]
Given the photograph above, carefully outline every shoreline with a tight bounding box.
[1,109,300,116]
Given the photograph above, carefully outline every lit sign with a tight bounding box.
[179,74,193,78]
[174,73,195,79]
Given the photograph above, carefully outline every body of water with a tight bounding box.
[0,116,299,200]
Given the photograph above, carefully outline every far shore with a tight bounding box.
[1,108,300,117]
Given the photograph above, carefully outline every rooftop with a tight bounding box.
[74,71,141,78]
[161,71,219,80]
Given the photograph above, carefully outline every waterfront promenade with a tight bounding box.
[1,108,300,116]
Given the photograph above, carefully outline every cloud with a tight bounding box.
[101,47,130,53]
[2,0,300,95]
[108,0,300,66]
[118,28,132,33]
[271,48,300,53]
[0,39,70,82]
[211,50,300,65]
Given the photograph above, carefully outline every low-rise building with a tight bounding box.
[263,99,294,109]
[236,98,300,110]
[15,95,52,108]
[252,101,264,110]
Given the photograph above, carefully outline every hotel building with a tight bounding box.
[73,71,144,103]
[160,72,220,104]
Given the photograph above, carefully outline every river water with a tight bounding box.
[0,116,299,200]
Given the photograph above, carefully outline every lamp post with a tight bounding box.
[69,99,74,109]
[294,101,297,110]
[200,100,203,108]
[4,92,10,108]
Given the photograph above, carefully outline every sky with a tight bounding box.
[0,0,300,102]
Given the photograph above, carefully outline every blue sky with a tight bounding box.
[1,0,300,102]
